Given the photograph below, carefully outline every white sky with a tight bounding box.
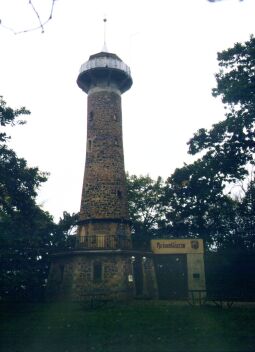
[0,0,255,221]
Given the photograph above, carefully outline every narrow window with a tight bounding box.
[93,261,103,282]
[193,273,200,279]
[117,190,122,199]
[88,140,92,151]
[114,138,118,146]
[113,114,117,121]
[89,111,94,121]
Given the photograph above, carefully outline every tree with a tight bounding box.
[125,37,255,252]
[0,96,72,301]
[0,209,78,302]
[126,35,255,250]
[163,36,255,250]
[0,95,29,142]
[126,174,167,248]
[0,207,55,301]
[163,160,239,249]
[0,96,48,236]
[52,211,78,251]
[188,35,255,183]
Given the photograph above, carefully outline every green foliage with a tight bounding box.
[164,161,237,248]
[0,208,55,301]
[0,147,48,234]
[0,95,49,238]
[161,36,255,250]
[126,37,255,251]
[126,174,167,248]
[188,36,255,182]
[127,170,255,250]
[0,96,30,143]
[0,96,77,301]
[52,211,78,251]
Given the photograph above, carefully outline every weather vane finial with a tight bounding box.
[102,17,108,52]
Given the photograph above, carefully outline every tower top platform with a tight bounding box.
[77,51,133,94]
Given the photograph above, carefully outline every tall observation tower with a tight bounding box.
[76,51,132,246]
[47,41,158,301]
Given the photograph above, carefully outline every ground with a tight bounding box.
[0,300,255,352]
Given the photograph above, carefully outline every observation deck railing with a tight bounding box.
[79,56,131,76]
[76,235,132,250]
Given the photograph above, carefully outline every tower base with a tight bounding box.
[46,250,158,301]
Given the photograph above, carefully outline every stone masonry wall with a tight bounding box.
[79,89,129,222]
[47,254,135,301]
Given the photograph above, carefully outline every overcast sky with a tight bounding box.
[0,0,255,220]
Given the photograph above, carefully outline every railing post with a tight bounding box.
[75,235,132,250]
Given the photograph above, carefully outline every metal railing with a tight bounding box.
[79,56,131,76]
[76,235,132,250]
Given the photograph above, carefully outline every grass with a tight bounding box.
[0,300,255,352]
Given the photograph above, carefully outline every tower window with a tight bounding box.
[117,190,122,199]
[88,140,92,151]
[193,273,200,279]
[89,111,94,121]
[114,138,118,146]
[93,261,103,282]
[113,114,117,121]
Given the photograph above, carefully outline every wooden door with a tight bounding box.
[155,255,188,299]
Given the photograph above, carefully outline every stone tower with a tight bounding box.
[47,49,158,301]
[76,51,132,248]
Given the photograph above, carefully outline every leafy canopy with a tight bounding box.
[188,36,255,182]
[0,96,77,301]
